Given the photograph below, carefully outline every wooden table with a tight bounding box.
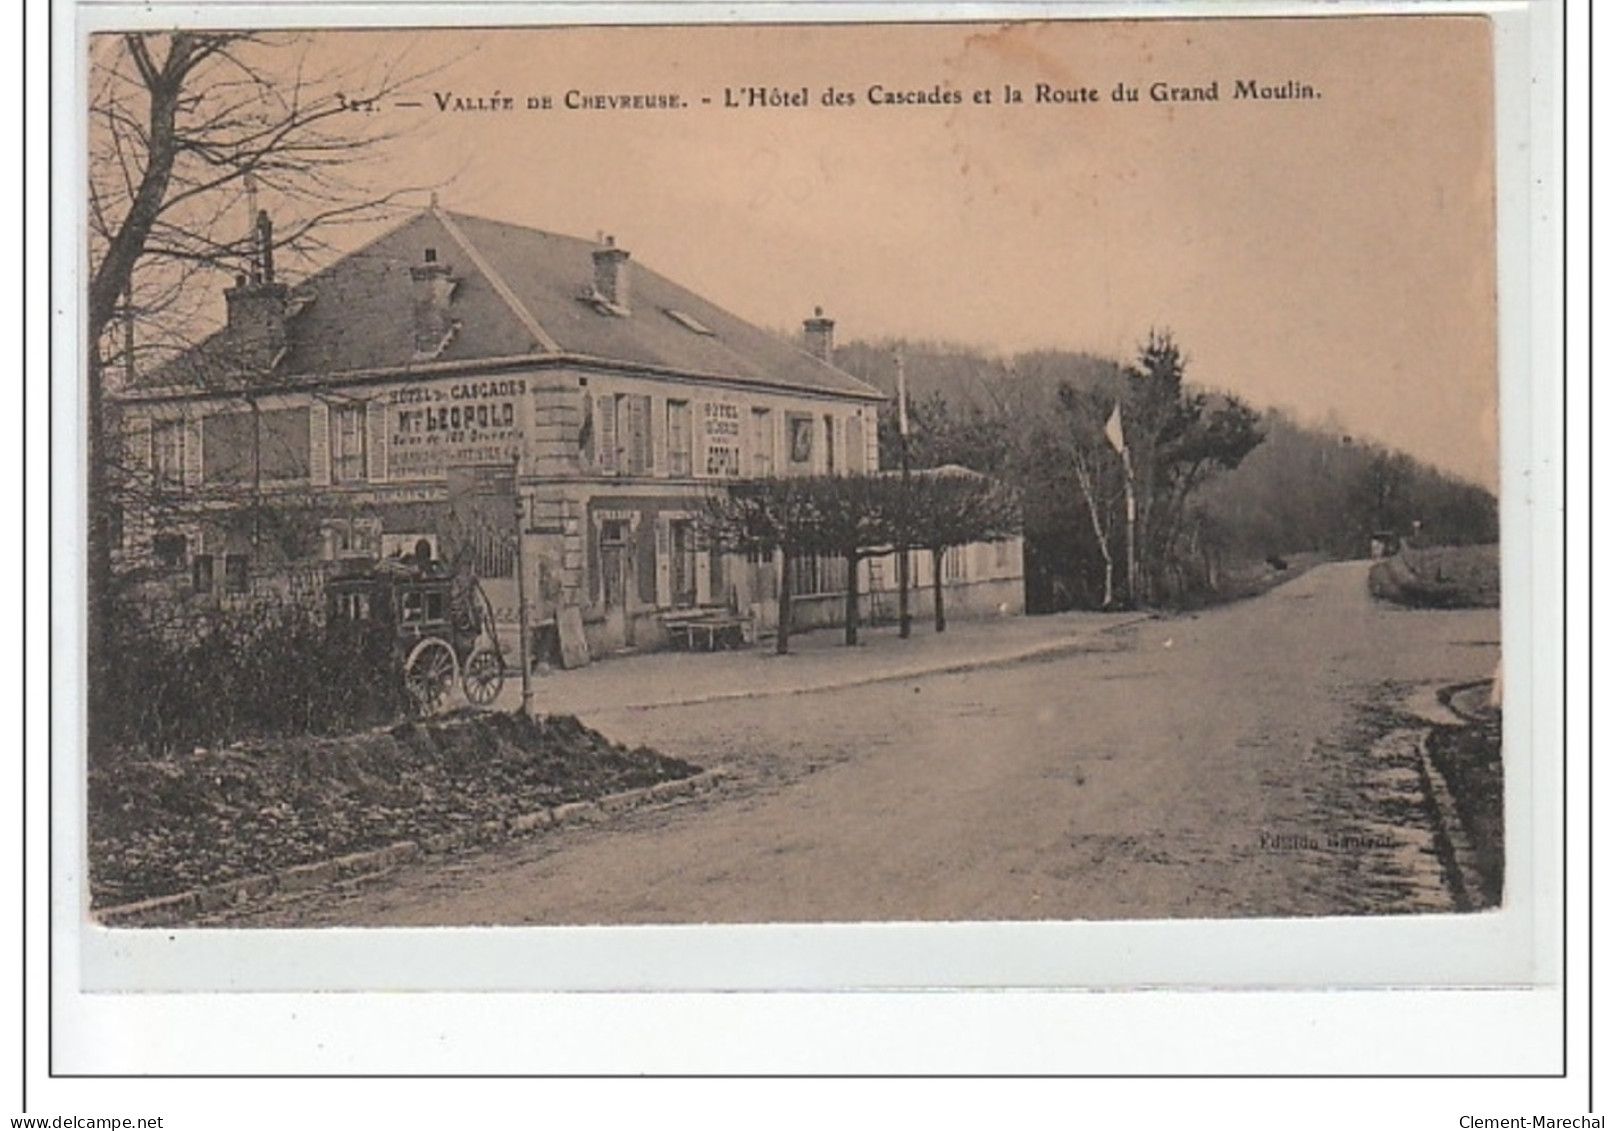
[662,611,751,651]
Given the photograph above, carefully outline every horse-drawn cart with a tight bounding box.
[326,557,507,714]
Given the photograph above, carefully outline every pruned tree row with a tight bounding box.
[702,472,1021,652]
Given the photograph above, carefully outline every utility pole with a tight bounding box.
[250,395,262,551]
[512,456,533,715]
[896,349,912,639]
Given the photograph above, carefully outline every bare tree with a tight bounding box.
[1052,382,1126,608]
[86,31,434,757]
[87,33,433,374]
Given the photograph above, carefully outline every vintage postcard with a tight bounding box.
[62,8,1556,1020]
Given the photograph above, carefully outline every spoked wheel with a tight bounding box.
[462,645,506,707]
[404,637,458,716]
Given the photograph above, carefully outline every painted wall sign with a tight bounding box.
[701,400,742,479]
[387,378,528,478]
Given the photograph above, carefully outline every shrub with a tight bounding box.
[97,596,407,760]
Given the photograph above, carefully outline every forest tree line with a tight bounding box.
[834,334,1498,612]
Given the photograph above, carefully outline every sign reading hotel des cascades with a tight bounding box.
[387,377,528,479]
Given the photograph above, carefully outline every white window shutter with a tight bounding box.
[366,399,388,481]
[309,402,331,485]
[654,517,672,608]
[630,396,651,475]
[833,417,848,475]
[616,396,630,473]
[695,545,712,606]
[650,395,666,476]
[597,395,617,475]
[616,396,631,473]
[183,418,203,488]
[845,415,865,473]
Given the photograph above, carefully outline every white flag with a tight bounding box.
[1104,403,1125,453]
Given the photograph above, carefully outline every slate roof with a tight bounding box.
[138,208,884,402]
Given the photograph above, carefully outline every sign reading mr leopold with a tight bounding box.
[387,378,528,479]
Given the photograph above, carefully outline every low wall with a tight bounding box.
[753,577,1025,634]
[560,574,1026,661]
[892,576,1024,622]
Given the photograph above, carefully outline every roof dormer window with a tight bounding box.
[663,308,715,336]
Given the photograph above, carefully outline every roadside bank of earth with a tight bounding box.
[89,710,700,911]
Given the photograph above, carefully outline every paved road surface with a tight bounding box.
[231,561,1501,926]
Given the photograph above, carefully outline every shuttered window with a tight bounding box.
[846,415,866,473]
[750,408,773,477]
[597,394,618,474]
[624,395,651,475]
[366,399,389,481]
[666,400,692,476]
[152,420,186,486]
[670,519,698,608]
[789,551,847,597]
[257,409,311,481]
[201,408,310,483]
[330,403,367,483]
[597,393,651,476]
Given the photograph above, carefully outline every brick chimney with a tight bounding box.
[223,210,289,373]
[592,235,631,313]
[410,246,458,358]
[803,306,835,362]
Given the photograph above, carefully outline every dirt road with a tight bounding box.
[231,561,1501,926]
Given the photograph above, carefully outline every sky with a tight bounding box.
[121,17,1499,488]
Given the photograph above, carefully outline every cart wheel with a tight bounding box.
[404,637,457,715]
[462,646,505,706]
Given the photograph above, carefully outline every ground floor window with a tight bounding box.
[322,517,382,561]
[597,518,623,608]
[789,550,847,597]
[669,519,698,607]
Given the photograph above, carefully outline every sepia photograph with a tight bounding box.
[76,14,1516,948]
